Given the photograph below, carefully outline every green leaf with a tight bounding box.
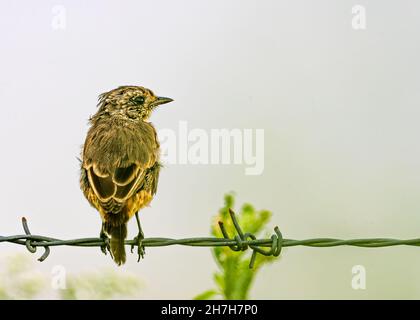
[193,289,219,300]
[214,272,225,292]
[196,193,278,300]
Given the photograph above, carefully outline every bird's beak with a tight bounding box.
[152,96,173,107]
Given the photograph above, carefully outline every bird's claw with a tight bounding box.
[131,234,145,262]
[100,233,112,257]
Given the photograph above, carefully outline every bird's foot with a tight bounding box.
[131,232,145,262]
[100,232,112,258]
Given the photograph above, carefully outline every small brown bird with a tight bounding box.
[80,86,173,265]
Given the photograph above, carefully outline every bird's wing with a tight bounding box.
[83,120,159,205]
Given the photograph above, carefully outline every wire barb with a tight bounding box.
[218,209,282,268]
[21,217,50,262]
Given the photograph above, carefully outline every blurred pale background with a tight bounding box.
[1,0,420,299]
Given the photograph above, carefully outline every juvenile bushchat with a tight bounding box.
[80,86,172,265]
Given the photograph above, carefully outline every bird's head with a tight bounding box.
[95,86,173,121]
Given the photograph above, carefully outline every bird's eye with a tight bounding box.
[132,96,145,105]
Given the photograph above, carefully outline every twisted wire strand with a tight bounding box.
[1,210,419,267]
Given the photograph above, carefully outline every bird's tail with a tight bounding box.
[109,224,127,266]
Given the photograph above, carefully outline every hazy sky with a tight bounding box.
[1,0,420,299]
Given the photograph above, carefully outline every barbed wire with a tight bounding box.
[1,209,419,268]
